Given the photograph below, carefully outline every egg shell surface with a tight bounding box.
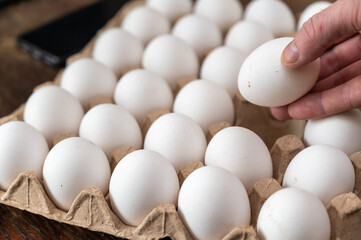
[205,126,272,192]
[43,137,111,211]
[121,6,171,44]
[257,187,331,240]
[244,0,295,36]
[146,0,192,22]
[283,144,355,205]
[225,20,274,55]
[238,37,320,107]
[109,149,179,226]
[142,34,199,90]
[79,104,142,159]
[193,0,243,32]
[23,85,84,146]
[0,121,48,190]
[178,166,250,240]
[200,46,246,97]
[172,14,222,58]
[144,113,207,172]
[303,109,361,155]
[92,28,144,76]
[173,80,234,133]
[60,58,117,108]
[114,69,173,125]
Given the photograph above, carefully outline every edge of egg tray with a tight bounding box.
[1,0,358,239]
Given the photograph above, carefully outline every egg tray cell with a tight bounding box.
[0,0,359,239]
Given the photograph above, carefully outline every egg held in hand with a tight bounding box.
[238,37,320,107]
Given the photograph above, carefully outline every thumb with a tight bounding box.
[282,0,361,68]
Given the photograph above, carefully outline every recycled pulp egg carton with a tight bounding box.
[1,0,360,239]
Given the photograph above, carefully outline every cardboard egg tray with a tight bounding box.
[1,0,360,239]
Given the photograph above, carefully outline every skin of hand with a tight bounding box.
[271,0,361,120]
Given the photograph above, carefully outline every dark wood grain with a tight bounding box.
[0,0,130,239]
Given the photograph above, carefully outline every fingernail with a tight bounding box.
[282,42,299,64]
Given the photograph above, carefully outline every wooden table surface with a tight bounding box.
[0,0,125,239]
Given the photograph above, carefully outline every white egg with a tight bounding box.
[173,80,234,133]
[283,144,355,205]
[121,6,171,44]
[60,58,117,108]
[109,149,179,226]
[238,37,320,107]
[24,85,84,145]
[79,104,142,159]
[114,69,173,125]
[43,137,111,211]
[298,1,332,30]
[205,126,272,192]
[225,20,275,55]
[257,187,330,240]
[146,0,192,22]
[0,121,48,190]
[304,109,361,156]
[144,113,206,171]
[193,0,243,32]
[244,0,295,37]
[142,34,199,90]
[178,166,250,240]
[172,14,222,58]
[200,46,246,97]
[92,28,144,76]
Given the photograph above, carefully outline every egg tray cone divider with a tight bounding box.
[0,0,358,239]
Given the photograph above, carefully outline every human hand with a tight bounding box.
[271,0,361,120]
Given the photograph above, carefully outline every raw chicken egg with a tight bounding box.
[178,166,250,240]
[92,28,143,76]
[142,34,199,90]
[205,126,272,192]
[114,69,173,125]
[193,0,243,32]
[303,109,361,155]
[24,85,84,146]
[257,187,331,240]
[200,46,246,97]
[0,121,48,190]
[283,144,355,205]
[43,137,111,211]
[144,113,206,172]
[225,20,274,55]
[244,0,295,37]
[238,37,320,107]
[146,0,192,22]
[173,80,234,133]
[60,58,117,108]
[109,149,179,226]
[172,14,222,58]
[79,104,142,159]
[121,6,171,44]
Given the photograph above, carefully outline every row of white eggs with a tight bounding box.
[0,118,356,240]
